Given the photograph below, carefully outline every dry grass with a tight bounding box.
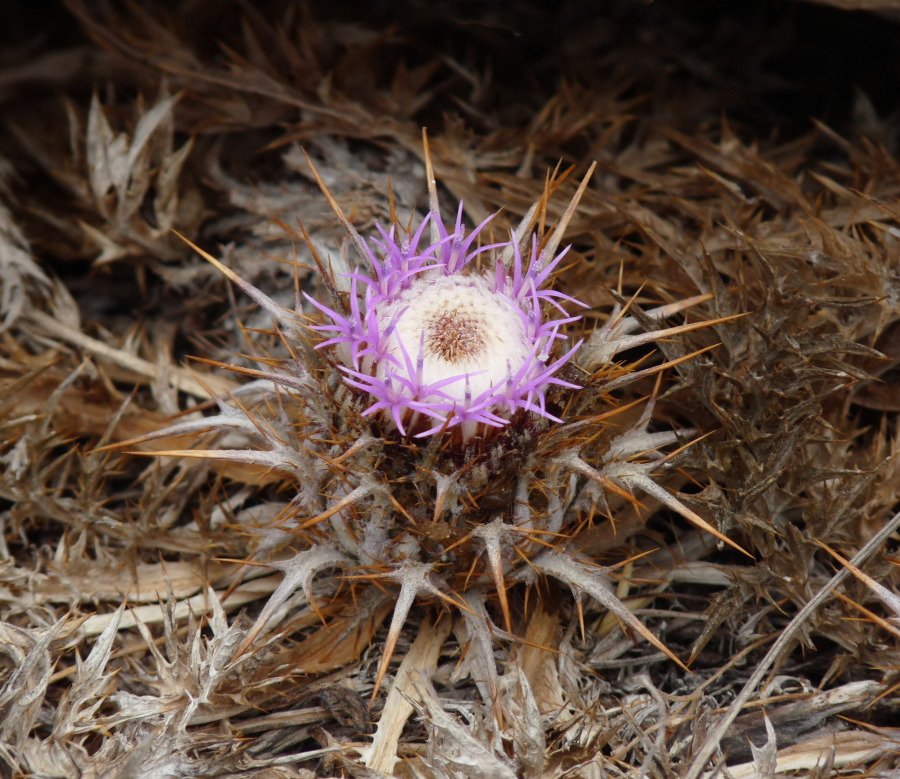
[1,2,898,777]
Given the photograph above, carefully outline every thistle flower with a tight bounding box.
[143,156,749,775]
[304,204,585,440]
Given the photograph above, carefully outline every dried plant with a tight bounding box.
[1,2,899,778]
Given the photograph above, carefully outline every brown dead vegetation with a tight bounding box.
[0,2,898,777]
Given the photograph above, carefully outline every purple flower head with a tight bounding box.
[306,204,585,439]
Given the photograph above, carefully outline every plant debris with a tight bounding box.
[1,2,898,777]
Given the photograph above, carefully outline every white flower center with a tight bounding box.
[379,275,531,401]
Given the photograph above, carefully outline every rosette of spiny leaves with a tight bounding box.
[134,151,747,720]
